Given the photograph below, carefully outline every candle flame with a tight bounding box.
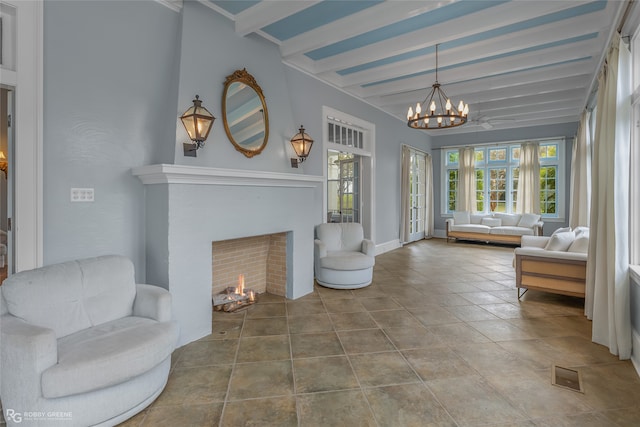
[237,274,245,294]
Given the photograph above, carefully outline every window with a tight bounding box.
[442,139,564,218]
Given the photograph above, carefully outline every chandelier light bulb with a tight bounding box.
[407,106,413,120]
[445,99,452,113]
[463,104,469,116]
[437,116,443,124]
[416,103,421,114]
[430,101,436,113]
[458,100,464,113]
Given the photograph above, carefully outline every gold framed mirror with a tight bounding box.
[222,69,269,158]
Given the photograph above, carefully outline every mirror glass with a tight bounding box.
[222,69,269,158]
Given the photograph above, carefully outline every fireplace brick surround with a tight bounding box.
[212,232,288,297]
[133,164,323,346]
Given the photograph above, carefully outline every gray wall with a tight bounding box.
[43,1,181,280]
[431,122,579,235]
[632,273,640,358]
[41,0,430,281]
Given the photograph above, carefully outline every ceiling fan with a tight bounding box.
[469,115,517,130]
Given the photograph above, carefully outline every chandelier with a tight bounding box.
[407,44,469,129]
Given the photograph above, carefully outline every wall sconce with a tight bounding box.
[290,125,314,168]
[0,151,7,178]
[180,95,215,157]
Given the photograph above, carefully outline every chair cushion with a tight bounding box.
[316,223,365,252]
[42,316,178,398]
[320,251,375,271]
[1,255,136,338]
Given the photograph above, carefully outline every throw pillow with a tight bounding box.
[568,232,589,253]
[481,217,502,227]
[494,212,521,226]
[544,231,575,251]
[518,213,541,228]
[574,226,589,237]
[551,226,571,236]
[452,211,470,225]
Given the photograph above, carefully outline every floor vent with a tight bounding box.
[551,365,584,393]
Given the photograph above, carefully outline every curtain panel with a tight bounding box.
[515,142,540,214]
[586,33,632,359]
[457,147,476,212]
[425,153,434,238]
[569,110,592,229]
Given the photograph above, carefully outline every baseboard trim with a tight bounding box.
[375,239,401,256]
[433,228,447,239]
[632,328,640,379]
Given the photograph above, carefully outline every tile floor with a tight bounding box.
[11,239,638,427]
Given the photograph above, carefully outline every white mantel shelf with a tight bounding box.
[132,164,324,188]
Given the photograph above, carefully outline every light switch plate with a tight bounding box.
[71,188,94,202]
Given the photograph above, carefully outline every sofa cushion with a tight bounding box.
[489,226,534,236]
[321,251,375,271]
[568,232,589,253]
[544,231,575,251]
[449,224,490,234]
[552,226,571,236]
[481,217,502,227]
[518,213,541,228]
[469,214,485,224]
[493,213,521,227]
[42,316,178,398]
[453,211,470,225]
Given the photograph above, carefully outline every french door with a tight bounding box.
[408,150,426,242]
[327,150,360,223]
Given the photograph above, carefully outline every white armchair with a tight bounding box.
[314,223,375,289]
[0,255,179,427]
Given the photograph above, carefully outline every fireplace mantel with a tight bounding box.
[132,164,323,187]
[132,163,322,346]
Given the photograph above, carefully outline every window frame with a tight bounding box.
[441,139,565,219]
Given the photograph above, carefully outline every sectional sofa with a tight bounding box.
[446,211,543,245]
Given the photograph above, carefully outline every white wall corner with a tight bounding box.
[375,239,401,256]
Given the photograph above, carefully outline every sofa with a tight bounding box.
[314,222,375,289]
[0,255,179,427]
[446,211,543,245]
[514,227,589,299]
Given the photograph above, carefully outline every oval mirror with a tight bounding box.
[222,69,269,158]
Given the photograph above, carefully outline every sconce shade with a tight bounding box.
[180,95,215,143]
[290,126,314,160]
[0,151,7,178]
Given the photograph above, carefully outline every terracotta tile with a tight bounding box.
[228,360,293,400]
[222,397,297,427]
[338,329,395,354]
[290,332,344,358]
[349,351,420,387]
[293,356,359,393]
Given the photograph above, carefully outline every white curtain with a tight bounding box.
[425,153,434,238]
[515,142,540,214]
[457,147,476,212]
[585,33,632,359]
[400,145,411,244]
[569,110,592,229]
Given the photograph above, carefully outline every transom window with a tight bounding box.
[442,139,564,218]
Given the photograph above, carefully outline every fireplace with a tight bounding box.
[133,164,322,345]
[212,232,288,297]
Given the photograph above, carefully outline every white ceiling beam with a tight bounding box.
[234,0,322,37]
[279,0,457,58]
[438,115,580,135]
[311,1,592,74]
[374,62,594,107]
[360,39,599,98]
[340,12,606,88]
